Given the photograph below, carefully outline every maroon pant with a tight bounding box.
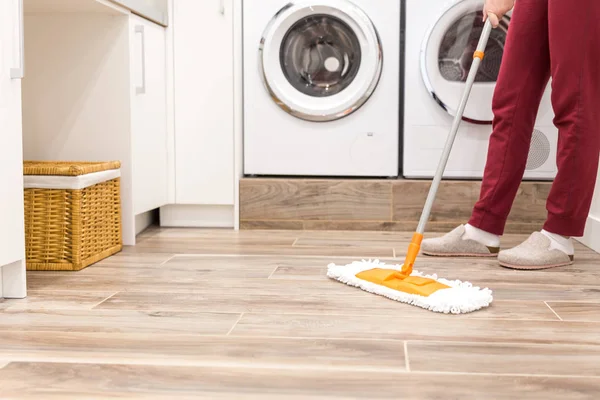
[469,0,600,237]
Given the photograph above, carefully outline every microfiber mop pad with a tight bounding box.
[327,259,493,314]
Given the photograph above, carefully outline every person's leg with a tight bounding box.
[543,0,600,237]
[468,0,551,235]
[422,1,551,258]
[496,0,600,269]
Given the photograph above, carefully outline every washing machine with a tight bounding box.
[243,0,401,177]
[403,0,558,179]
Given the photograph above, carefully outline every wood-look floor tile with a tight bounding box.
[93,252,175,267]
[0,309,240,335]
[408,341,600,376]
[4,226,600,398]
[1,362,599,400]
[546,302,600,322]
[294,237,407,248]
[297,230,414,240]
[70,256,278,280]
[130,236,297,249]
[270,265,328,280]
[232,313,600,345]
[491,284,600,301]
[269,256,600,288]
[93,288,558,320]
[26,251,600,300]
[125,238,393,257]
[0,332,405,372]
[140,228,300,240]
[28,266,359,293]
[0,291,114,311]
[94,289,420,315]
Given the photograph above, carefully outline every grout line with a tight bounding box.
[404,341,411,372]
[226,313,245,336]
[90,292,120,309]
[267,265,279,279]
[544,301,563,321]
[158,254,178,266]
[534,300,600,304]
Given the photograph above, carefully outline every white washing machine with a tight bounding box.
[243,0,401,177]
[403,0,558,179]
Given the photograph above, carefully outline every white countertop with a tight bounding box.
[109,0,168,26]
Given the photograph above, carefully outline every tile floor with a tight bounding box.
[0,227,599,399]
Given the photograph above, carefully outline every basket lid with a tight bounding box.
[23,161,121,176]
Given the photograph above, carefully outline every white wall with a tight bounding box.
[21,13,136,243]
[577,162,600,252]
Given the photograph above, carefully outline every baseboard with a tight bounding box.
[160,205,234,228]
[239,177,551,234]
[576,214,600,253]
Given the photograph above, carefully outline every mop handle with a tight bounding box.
[416,19,494,235]
[400,19,494,275]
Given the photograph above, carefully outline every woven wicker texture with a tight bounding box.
[23,161,122,271]
[23,161,121,176]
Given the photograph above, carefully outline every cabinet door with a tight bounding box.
[173,0,234,205]
[130,15,168,215]
[0,0,26,267]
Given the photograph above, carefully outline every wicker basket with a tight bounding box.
[23,161,123,271]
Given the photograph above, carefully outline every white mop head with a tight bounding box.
[327,259,493,314]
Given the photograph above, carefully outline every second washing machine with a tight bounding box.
[403,0,558,179]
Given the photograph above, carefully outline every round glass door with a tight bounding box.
[421,0,510,123]
[260,0,382,122]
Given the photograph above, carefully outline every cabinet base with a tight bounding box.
[0,259,27,299]
[160,205,234,228]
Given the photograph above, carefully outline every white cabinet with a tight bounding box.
[173,0,234,205]
[130,14,168,215]
[21,3,169,244]
[0,0,27,299]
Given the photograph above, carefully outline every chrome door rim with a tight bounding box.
[420,0,510,124]
[259,1,383,122]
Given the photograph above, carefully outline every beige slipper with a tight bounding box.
[421,225,500,258]
[498,232,574,270]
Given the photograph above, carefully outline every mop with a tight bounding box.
[327,19,496,314]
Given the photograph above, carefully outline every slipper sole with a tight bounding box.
[499,260,574,270]
[422,251,498,258]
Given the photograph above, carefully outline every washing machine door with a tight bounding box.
[421,0,510,124]
[260,0,382,122]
